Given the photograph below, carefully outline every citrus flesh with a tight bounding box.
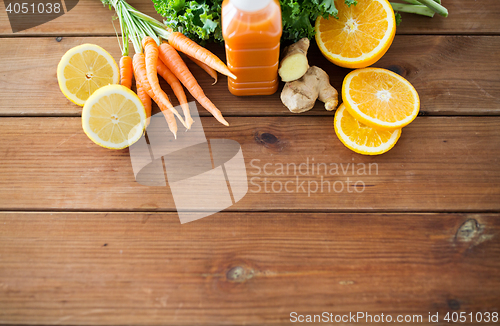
[57,44,119,106]
[315,0,396,68]
[82,85,146,150]
[334,103,401,155]
[342,68,420,131]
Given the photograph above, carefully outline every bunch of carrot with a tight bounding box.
[108,0,235,138]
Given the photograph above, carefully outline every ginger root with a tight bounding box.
[280,66,338,113]
[278,38,310,82]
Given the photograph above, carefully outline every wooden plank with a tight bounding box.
[0,211,498,325]
[395,0,500,35]
[1,36,499,117]
[0,0,499,36]
[0,116,499,212]
[0,0,160,36]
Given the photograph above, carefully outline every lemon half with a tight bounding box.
[57,44,119,106]
[82,85,146,150]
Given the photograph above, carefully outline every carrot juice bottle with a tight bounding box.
[221,0,282,96]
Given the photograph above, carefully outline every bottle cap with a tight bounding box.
[231,0,272,12]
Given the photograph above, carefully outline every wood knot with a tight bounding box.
[254,130,287,151]
[447,299,460,310]
[456,219,479,242]
[260,133,278,144]
[454,218,494,251]
[385,64,407,77]
[226,266,254,283]
[339,280,355,285]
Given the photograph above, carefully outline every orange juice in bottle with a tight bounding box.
[222,0,282,96]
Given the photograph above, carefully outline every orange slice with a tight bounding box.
[342,68,420,130]
[334,103,401,155]
[315,0,396,68]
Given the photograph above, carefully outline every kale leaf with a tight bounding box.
[152,0,357,42]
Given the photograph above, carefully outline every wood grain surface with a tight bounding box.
[1,0,499,36]
[1,36,500,117]
[0,211,498,325]
[1,0,500,324]
[0,116,499,212]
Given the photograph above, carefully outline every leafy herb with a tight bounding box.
[394,11,402,26]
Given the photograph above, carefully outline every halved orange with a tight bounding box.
[315,0,396,68]
[342,68,420,131]
[334,103,401,155]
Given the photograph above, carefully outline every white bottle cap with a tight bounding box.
[231,0,272,12]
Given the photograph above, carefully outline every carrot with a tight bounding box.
[126,56,150,129]
[157,60,194,129]
[136,83,152,128]
[133,52,178,138]
[119,56,133,89]
[168,32,236,80]
[141,37,187,129]
[186,54,218,85]
[158,43,229,126]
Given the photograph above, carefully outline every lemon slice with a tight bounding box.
[334,103,401,155]
[315,0,396,68]
[57,44,119,106]
[82,85,146,149]
[342,67,420,131]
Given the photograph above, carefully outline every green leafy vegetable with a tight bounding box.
[151,0,448,43]
[390,0,448,23]
[152,0,222,42]
[152,0,359,43]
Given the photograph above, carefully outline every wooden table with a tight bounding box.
[1,1,499,324]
